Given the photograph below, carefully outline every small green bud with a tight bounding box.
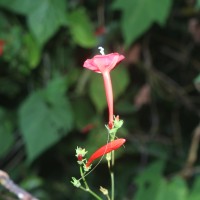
[75,147,87,157]
[114,115,123,129]
[83,164,92,172]
[100,186,108,195]
[71,177,81,188]
[106,152,111,161]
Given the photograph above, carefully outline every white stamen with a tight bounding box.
[98,46,105,55]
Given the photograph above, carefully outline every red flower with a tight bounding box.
[86,138,126,167]
[83,53,124,74]
[83,49,125,125]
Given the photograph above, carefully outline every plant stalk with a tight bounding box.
[80,167,102,200]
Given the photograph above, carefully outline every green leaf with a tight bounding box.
[0,131,14,158]
[196,0,200,9]
[71,97,96,129]
[28,0,68,46]
[163,177,188,200]
[89,65,129,113]
[188,176,200,200]
[112,65,130,99]
[0,108,14,158]
[0,0,68,46]
[135,161,165,184]
[134,161,166,200]
[23,33,41,68]
[69,8,97,48]
[134,162,189,200]
[89,74,105,113]
[42,76,69,104]
[112,0,172,47]
[0,0,40,14]
[19,77,73,163]
[0,24,42,74]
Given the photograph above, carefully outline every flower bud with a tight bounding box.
[114,115,123,129]
[71,177,81,188]
[75,147,87,165]
[100,186,108,195]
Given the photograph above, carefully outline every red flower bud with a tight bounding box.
[77,155,83,161]
[86,138,126,167]
[108,121,113,129]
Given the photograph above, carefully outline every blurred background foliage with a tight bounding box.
[0,0,200,199]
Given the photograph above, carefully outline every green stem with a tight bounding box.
[111,172,114,200]
[108,150,115,200]
[106,193,111,200]
[80,167,102,200]
[80,186,103,200]
[80,167,89,189]
[112,150,115,166]
[111,140,115,200]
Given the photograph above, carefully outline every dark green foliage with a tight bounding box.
[0,0,200,199]
[112,0,172,47]
[19,77,74,162]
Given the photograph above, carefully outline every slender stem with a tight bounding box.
[111,150,115,200]
[108,157,111,168]
[80,167,89,189]
[111,172,114,200]
[79,167,102,200]
[106,194,111,200]
[80,186,103,200]
[111,150,115,166]
[107,150,115,200]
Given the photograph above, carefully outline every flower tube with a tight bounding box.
[83,49,124,126]
[85,138,126,167]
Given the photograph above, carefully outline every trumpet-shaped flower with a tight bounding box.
[83,52,124,74]
[85,138,126,167]
[83,49,125,125]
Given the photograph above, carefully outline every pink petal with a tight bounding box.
[83,53,125,74]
